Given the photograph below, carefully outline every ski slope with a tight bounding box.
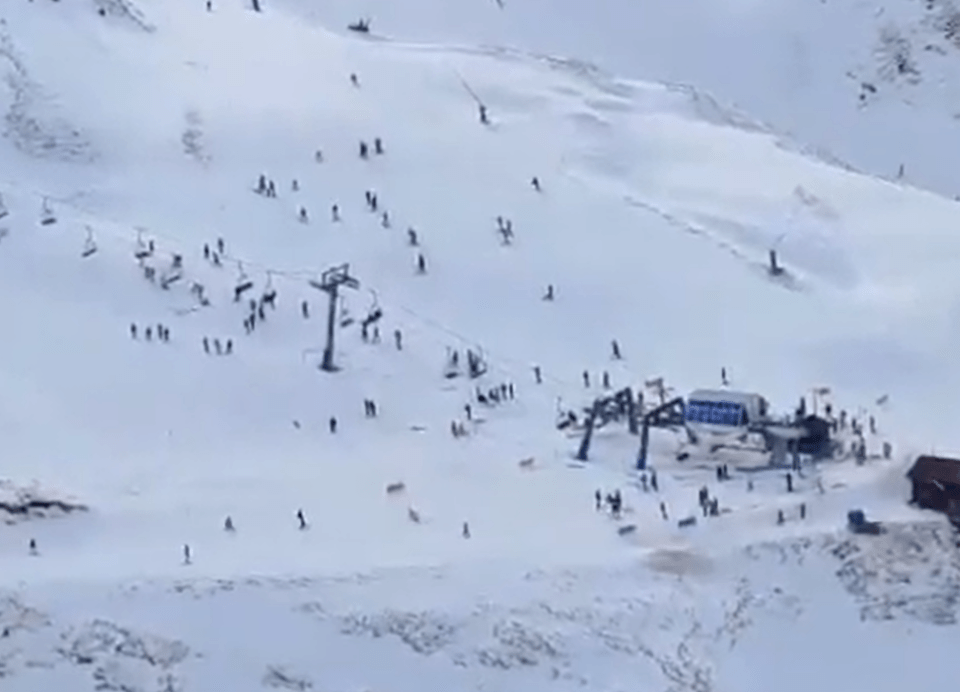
[277,0,960,198]
[1,1,959,691]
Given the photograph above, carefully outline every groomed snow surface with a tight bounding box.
[0,1,958,690]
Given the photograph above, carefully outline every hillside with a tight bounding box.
[275,0,960,198]
[1,1,959,691]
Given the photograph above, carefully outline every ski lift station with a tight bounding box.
[684,389,768,431]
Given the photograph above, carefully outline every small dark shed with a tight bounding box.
[907,455,960,516]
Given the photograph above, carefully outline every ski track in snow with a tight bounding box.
[1,1,959,690]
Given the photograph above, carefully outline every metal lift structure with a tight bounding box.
[309,263,360,372]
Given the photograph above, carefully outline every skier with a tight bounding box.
[799,503,806,520]
[297,509,308,530]
[301,300,310,318]
[203,337,210,354]
[786,472,793,493]
[29,538,37,555]
[359,141,369,158]
[130,323,137,339]
[299,207,309,223]
[257,174,267,194]
[478,103,488,125]
[183,544,191,565]
[611,339,622,360]
[145,327,152,341]
[543,284,554,301]
[407,228,418,246]
[464,403,472,421]
[582,370,590,388]
[533,365,542,384]
[602,371,611,389]
[650,470,658,492]
[350,73,359,87]
[224,516,235,532]
[292,179,299,192]
[332,204,340,222]
[217,237,225,255]
[315,149,324,163]
[417,253,426,274]
[381,211,390,228]
[721,367,728,385]
[462,521,471,539]
[214,338,222,355]
[225,339,233,355]
[594,489,602,510]
[394,329,403,350]
[329,416,337,433]
[531,176,541,192]
[374,137,383,155]
[203,244,210,260]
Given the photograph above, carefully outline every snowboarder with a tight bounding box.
[297,509,308,530]
[329,416,337,433]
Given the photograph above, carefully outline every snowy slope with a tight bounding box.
[276,0,960,197]
[1,1,959,691]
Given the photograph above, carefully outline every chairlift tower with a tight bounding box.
[309,263,359,372]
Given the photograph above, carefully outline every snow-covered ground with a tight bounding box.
[1,1,959,690]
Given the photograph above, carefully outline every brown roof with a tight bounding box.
[908,456,960,486]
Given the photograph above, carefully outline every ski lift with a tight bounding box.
[133,228,152,260]
[40,198,56,226]
[361,289,383,327]
[339,296,355,327]
[81,226,98,258]
[348,17,371,33]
